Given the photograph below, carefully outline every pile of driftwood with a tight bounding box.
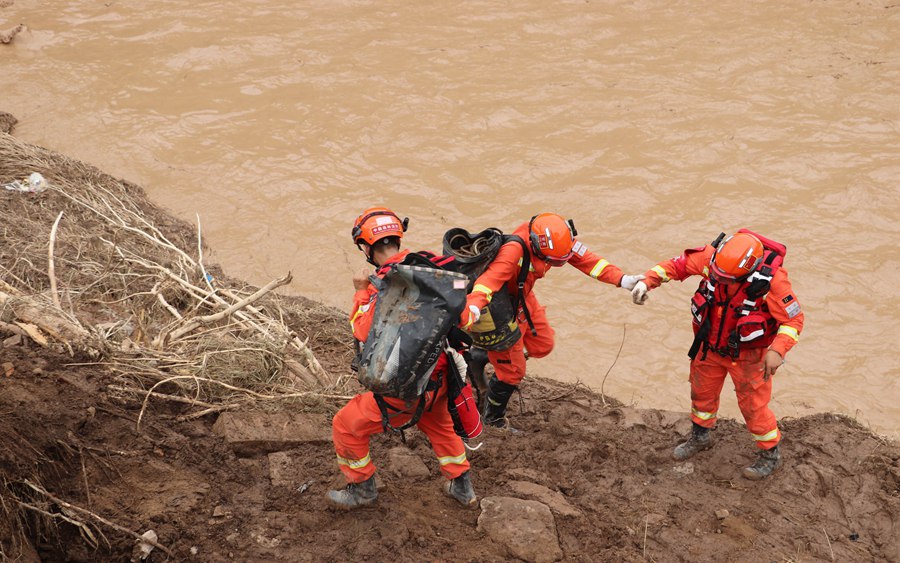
[0,132,354,422]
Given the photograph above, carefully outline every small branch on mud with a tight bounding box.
[823,527,834,561]
[600,324,627,407]
[642,514,649,559]
[79,448,92,508]
[108,385,219,409]
[21,480,173,557]
[48,211,64,310]
[176,402,245,421]
[546,379,592,402]
[135,374,353,430]
[13,498,106,549]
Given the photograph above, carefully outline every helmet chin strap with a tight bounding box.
[363,244,378,266]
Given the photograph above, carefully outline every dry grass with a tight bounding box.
[0,132,355,414]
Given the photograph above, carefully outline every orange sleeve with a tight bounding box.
[764,268,804,358]
[567,241,624,286]
[349,286,378,342]
[642,245,715,289]
[465,240,524,312]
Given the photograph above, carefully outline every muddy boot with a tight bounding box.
[465,348,490,393]
[483,376,518,431]
[326,475,378,509]
[673,422,712,461]
[742,445,782,480]
[444,471,477,509]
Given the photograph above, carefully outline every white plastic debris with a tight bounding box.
[132,529,158,561]
[3,172,48,193]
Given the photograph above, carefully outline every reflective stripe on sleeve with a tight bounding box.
[752,428,779,442]
[336,452,372,469]
[590,259,610,279]
[652,265,669,282]
[349,305,368,329]
[691,407,716,421]
[777,326,799,342]
[437,453,467,466]
[472,284,494,303]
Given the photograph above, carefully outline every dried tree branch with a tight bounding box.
[22,480,173,557]
[48,211,64,309]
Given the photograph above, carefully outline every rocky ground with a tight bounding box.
[1,118,899,562]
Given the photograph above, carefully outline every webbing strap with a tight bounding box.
[508,235,537,336]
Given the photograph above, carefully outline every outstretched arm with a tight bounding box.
[567,242,625,286]
[632,245,715,305]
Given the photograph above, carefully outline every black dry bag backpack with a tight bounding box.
[356,252,469,402]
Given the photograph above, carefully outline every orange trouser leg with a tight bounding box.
[331,390,469,483]
[488,292,555,385]
[688,352,729,428]
[331,392,385,483]
[415,401,470,479]
[730,348,781,450]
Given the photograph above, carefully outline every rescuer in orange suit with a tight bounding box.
[630,230,804,479]
[327,207,476,509]
[459,213,642,430]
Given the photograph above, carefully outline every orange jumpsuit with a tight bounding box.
[643,244,804,450]
[466,223,625,386]
[333,250,470,484]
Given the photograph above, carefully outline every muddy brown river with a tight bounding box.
[3,1,899,436]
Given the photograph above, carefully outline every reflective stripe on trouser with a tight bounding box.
[688,346,781,450]
[331,388,469,483]
[488,291,554,386]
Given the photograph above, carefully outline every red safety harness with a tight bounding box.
[688,230,787,360]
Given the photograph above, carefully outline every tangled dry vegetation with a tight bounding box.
[0,132,355,419]
[0,131,360,558]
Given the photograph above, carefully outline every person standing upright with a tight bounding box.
[630,229,804,479]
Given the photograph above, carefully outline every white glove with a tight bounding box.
[631,281,649,305]
[468,304,481,324]
[619,274,645,291]
[460,304,482,329]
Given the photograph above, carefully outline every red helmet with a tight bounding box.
[711,232,764,281]
[351,207,408,247]
[528,213,577,266]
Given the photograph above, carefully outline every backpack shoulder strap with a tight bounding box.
[502,235,536,336]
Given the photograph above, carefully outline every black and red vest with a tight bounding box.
[689,230,787,360]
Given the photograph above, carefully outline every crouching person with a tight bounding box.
[327,207,479,509]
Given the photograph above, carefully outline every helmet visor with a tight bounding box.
[541,251,573,267]
[710,262,743,283]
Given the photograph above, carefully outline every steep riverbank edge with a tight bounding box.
[1,119,898,562]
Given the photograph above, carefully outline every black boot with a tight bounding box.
[483,376,518,430]
[673,422,712,461]
[742,445,782,480]
[444,471,478,508]
[326,475,378,509]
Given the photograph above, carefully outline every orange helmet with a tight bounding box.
[351,207,408,247]
[528,213,577,266]
[711,232,764,281]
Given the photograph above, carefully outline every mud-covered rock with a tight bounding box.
[477,496,562,563]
